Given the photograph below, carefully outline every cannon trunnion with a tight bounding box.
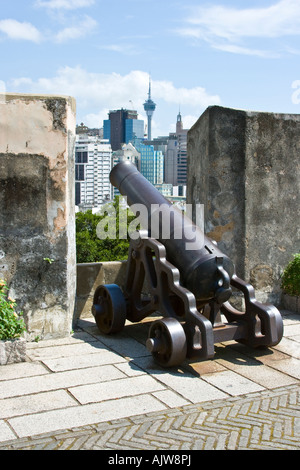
[92,161,283,367]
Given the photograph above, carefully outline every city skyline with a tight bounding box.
[0,1,300,137]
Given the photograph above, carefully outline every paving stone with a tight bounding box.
[27,341,109,361]
[215,349,297,388]
[267,357,300,380]
[41,349,127,372]
[273,337,300,359]
[0,421,16,442]
[152,390,190,408]
[0,365,126,399]
[8,394,167,438]
[147,369,229,403]
[114,361,146,377]
[0,361,49,381]
[68,374,166,404]
[95,334,151,359]
[202,370,264,396]
[0,390,78,419]
[282,324,300,337]
[26,331,97,350]
[186,359,226,376]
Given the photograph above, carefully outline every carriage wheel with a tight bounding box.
[92,284,126,334]
[146,317,187,367]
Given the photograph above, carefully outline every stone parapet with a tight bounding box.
[0,94,76,339]
[187,106,300,306]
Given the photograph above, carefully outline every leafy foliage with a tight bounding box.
[0,279,26,340]
[76,197,137,263]
[281,253,300,296]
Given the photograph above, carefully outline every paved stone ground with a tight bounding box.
[0,310,299,451]
[1,384,299,450]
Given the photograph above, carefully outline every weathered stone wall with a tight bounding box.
[187,106,300,306]
[0,94,76,339]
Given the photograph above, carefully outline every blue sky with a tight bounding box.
[1,0,300,136]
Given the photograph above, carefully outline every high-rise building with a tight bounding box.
[143,79,156,141]
[75,134,112,209]
[125,119,144,146]
[103,109,144,151]
[138,145,164,186]
[176,112,188,185]
[165,134,178,185]
[165,111,188,185]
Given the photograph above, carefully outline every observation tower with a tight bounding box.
[143,79,156,141]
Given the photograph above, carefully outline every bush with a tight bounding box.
[281,253,300,297]
[76,197,136,263]
[0,279,26,340]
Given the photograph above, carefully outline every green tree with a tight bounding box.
[76,197,137,263]
[281,253,300,296]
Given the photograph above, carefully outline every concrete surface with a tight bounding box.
[0,309,299,450]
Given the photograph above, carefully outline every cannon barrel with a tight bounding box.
[110,161,235,305]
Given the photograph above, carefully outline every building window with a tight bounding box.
[75,164,85,181]
[75,151,88,163]
[75,183,81,205]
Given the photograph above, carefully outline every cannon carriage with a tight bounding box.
[92,161,283,367]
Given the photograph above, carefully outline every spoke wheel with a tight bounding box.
[146,318,187,367]
[92,284,126,334]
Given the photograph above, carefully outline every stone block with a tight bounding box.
[282,294,300,314]
[187,106,300,305]
[0,94,76,339]
[0,339,26,365]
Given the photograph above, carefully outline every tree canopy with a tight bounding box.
[76,197,136,263]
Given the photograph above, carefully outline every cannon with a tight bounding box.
[92,161,283,367]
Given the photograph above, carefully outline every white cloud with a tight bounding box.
[0,19,42,42]
[183,0,300,40]
[9,67,220,132]
[36,0,95,9]
[152,79,220,109]
[55,16,97,42]
[9,68,149,112]
[181,114,199,130]
[99,44,142,56]
[10,66,219,108]
[178,0,300,56]
[213,44,280,59]
[0,13,97,44]
[83,109,110,129]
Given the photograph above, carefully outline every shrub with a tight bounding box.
[76,197,136,263]
[0,279,26,340]
[281,253,300,297]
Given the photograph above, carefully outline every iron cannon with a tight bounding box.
[92,161,283,367]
